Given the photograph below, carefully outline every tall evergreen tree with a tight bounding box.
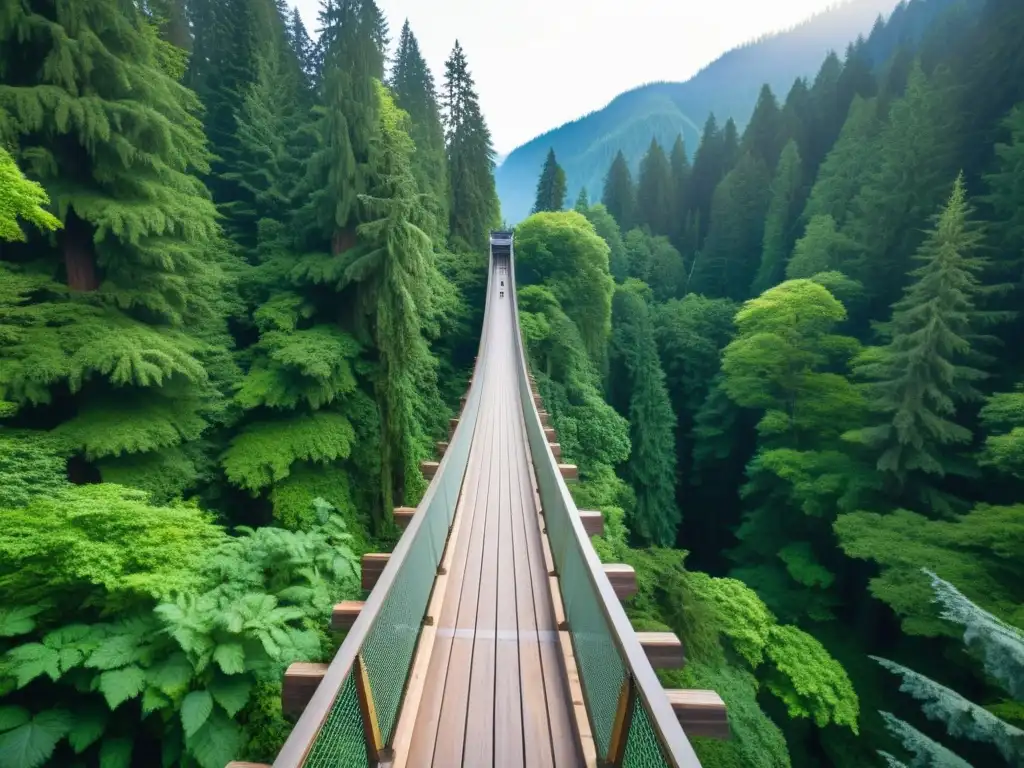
[442,40,499,250]
[751,141,804,295]
[845,62,963,319]
[635,138,674,236]
[601,150,635,231]
[533,148,567,213]
[389,20,449,239]
[848,175,1001,515]
[742,84,785,170]
[0,0,227,497]
[668,134,691,245]
[609,281,680,546]
[288,7,316,83]
[575,187,590,212]
[689,152,772,300]
[687,114,728,245]
[300,0,385,254]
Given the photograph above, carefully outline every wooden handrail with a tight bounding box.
[506,239,702,768]
[271,241,499,767]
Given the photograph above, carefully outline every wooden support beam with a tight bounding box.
[355,654,386,762]
[420,460,439,479]
[448,418,459,439]
[558,463,578,481]
[330,600,364,631]
[393,506,416,530]
[282,662,327,718]
[537,410,552,426]
[543,426,557,442]
[436,440,448,457]
[549,442,562,459]
[362,553,390,591]
[533,393,543,408]
[603,564,637,601]
[666,689,730,739]
[460,394,467,408]
[637,631,685,669]
[578,509,604,537]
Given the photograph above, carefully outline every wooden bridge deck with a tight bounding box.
[405,261,581,767]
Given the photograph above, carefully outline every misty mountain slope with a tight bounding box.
[497,0,928,223]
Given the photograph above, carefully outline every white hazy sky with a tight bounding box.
[294,0,855,154]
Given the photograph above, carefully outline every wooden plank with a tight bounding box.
[557,463,578,481]
[330,600,363,631]
[543,426,557,442]
[355,655,385,762]
[406,359,498,767]
[393,506,416,530]
[361,553,390,591]
[436,440,448,457]
[603,564,637,601]
[549,442,562,459]
[429,347,501,767]
[493,386,525,767]
[282,662,327,718]
[637,631,686,669]
[578,510,603,537]
[420,460,439,479]
[666,689,730,739]
[538,411,552,426]
[512,382,581,767]
[462,366,503,767]
[449,418,459,439]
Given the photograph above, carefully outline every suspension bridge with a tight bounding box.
[227,231,729,768]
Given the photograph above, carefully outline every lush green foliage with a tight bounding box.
[0,1,496,763]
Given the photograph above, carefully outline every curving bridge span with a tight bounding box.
[227,232,729,768]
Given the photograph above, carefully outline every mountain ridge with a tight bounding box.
[496,0,904,223]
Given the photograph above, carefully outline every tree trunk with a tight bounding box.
[62,211,99,292]
[332,227,357,256]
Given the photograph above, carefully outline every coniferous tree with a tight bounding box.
[575,187,590,211]
[687,114,728,245]
[845,63,962,317]
[609,281,680,546]
[0,0,227,498]
[533,148,567,213]
[668,135,691,244]
[635,138,674,236]
[848,175,1001,515]
[742,84,785,170]
[301,0,385,255]
[288,7,317,83]
[690,152,772,300]
[873,572,1024,767]
[442,40,499,250]
[601,150,635,231]
[390,20,449,239]
[751,141,804,294]
[781,77,812,171]
[187,0,278,244]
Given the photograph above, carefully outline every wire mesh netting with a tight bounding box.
[301,672,370,768]
[515,315,673,767]
[300,345,486,764]
[623,699,673,768]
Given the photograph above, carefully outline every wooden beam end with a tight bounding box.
[330,600,365,631]
[362,553,390,591]
[666,689,730,739]
[282,662,328,718]
[603,564,637,601]
[637,631,685,669]
[578,509,604,537]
